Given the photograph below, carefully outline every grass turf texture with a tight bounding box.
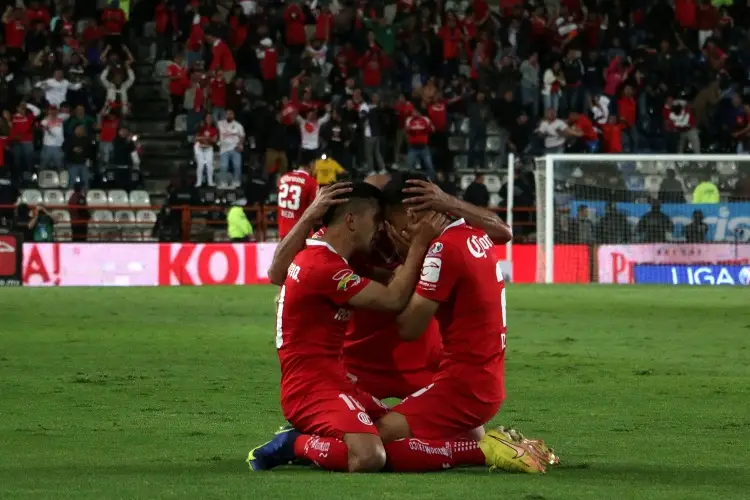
[1,286,748,500]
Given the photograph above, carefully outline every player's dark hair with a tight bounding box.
[382,171,429,207]
[322,182,383,226]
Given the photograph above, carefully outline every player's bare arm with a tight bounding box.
[402,179,513,244]
[346,213,446,312]
[396,293,440,341]
[267,183,352,285]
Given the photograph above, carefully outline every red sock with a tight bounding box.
[384,438,486,472]
[293,435,350,472]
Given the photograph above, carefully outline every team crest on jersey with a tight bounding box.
[333,269,361,291]
[428,242,443,256]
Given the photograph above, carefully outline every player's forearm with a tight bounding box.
[450,198,512,244]
[385,243,428,311]
[268,214,316,285]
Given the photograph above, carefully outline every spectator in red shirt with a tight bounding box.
[601,116,626,153]
[568,112,600,152]
[194,114,219,187]
[404,109,436,180]
[10,101,40,174]
[617,84,638,152]
[154,0,177,60]
[257,38,278,101]
[25,0,50,28]
[185,12,207,69]
[357,44,389,93]
[101,1,127,48]
[209,70,227,122]
[167,53,188,131]
[3,6,26,70]
[205,33,236,83]
[438,12,464,79]
[97,107,120,165]
[283,3,306,52]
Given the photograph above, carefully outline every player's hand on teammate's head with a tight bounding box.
[410,211,450,248]
[385,221,411,258]
[402,179,455,214]
[307,182,353,220]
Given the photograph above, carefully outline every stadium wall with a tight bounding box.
[16,243,750,286]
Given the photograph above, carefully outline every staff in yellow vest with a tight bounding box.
[312,154,346,186]
[692,176,720,203]
[227,198,254,242]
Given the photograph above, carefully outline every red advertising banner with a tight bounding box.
[19,243,591,286]
[0,233,22,286]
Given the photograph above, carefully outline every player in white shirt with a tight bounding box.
[218,109,246,188]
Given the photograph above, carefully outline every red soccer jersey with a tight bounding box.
[167,62,188,96]
[101,7,126,35]
[210,40,237,72]
[99,116,119,142]
[5,19,25,49]
[415,219,506,404]
[196,124,218,146]
[277,169,318,238]
[405,115,433,145]
[210,77,226,107]
[427,101,448,132]
[276,240,372,399]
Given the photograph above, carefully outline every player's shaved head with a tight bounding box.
[322,182,384,227]
[364,173,391,190]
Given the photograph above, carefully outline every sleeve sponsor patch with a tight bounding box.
[333,269,362,291]
[420,257,442,285]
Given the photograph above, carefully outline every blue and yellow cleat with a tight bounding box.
[247,426,300,471]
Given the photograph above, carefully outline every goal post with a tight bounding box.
[535,154,750,284]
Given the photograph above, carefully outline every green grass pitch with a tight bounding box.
[1,285,749,499]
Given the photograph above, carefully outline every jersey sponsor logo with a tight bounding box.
[287,263,301,282]
[357,412,373,426]
[333,269,361,291]
[334,308,350,321]
[421,257,441,283]
[428,242,443,256]
[467,234,493,258]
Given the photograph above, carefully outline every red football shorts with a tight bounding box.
[282,387,390,439]
[345,367,436,400]
[392,378,504,440]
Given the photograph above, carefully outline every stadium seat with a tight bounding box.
[716,162,737,176]
[644,175,662,195]
[486,157,502,171]
[114,210,136,224]
[719,177,738,193]
[136,210,158,229]
[51,210,71,241]
[448,136,467,152]
[485,136,503,153]
[460,174,474,191]
[154,60,172,77]
[487,122,501,135]
[91,210,114,224]
[59,170,69,188]
[683,176,699,192]
[107,189,130,207]
[489,193,502,207]
[128,190,151,208]
[43,189,66,206]
[625,174,645,191]
[458,118,469,135]
[86,190,108,207]
[20,189,43,205]
[175,115,187,133]
[38,170,60,189]
[484,175,502,194]
[636,161,658,175]
[453,155,468,170]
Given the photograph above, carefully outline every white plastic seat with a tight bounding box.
[448,136,467,152]
[128,190,151,208]
[644,175,662,195]
[91,210,114,225]
[20,189,43,205]
[485,136,503,153]
[489,193,502,207]
[716,161,738,176]
[453,155,468,170]
[107,189,130,207]
[174,115,188,133]
[458,118,469,135]
[50,210,71,227]
[136,210,158,229]
[114,210,136,224]
[38,170,60,189]
[59,170,69,188]
[43,189,66,206]
[484,175,502,194]
[154,60,172,77]
[486,157,502,171]
[86,189,108,207]
[460,174,474,191]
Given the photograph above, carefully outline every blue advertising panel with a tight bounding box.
[569,202,750,242]
[634,264,750,285]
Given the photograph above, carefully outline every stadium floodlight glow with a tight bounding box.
[535,154,750,284]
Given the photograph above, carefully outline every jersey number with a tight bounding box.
[279,183,302,210]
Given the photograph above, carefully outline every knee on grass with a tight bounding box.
[344,434,387,472]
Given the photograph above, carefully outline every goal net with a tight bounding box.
[534,154,750,284]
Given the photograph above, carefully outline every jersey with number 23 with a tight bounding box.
[277,169,318,238]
